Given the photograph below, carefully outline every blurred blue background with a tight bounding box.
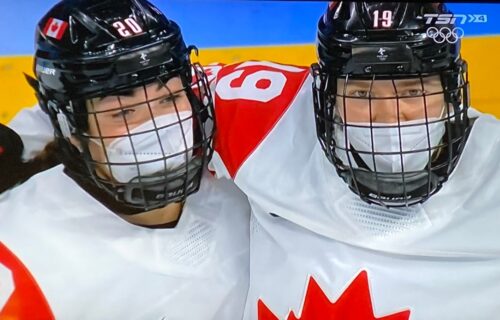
[1,1,499,55]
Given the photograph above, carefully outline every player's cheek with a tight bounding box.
[426,96,446,118]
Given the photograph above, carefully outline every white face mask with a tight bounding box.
[91,111,193,183]
[335,118,446,173]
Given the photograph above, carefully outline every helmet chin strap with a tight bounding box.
[332,113,369,171]
[116,157,202,214]
[348,147,372,171]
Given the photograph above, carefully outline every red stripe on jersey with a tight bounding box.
[214,61,309,178]
[0,242,55,319]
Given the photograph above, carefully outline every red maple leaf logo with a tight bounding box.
[258,271,410,320]
[50,22,59,32]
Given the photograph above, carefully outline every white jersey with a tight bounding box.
[210,61,500,319]
[8,105,53,161]
[0,166,250,319]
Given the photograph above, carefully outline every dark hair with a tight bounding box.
[1,140,60,193]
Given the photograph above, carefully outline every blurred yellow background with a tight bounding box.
[1,36,499,124]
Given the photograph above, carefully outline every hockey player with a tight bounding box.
[7,2,500,318]
[0,0,249,319]
[210,2,500,319]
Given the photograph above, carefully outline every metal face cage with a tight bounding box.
[54,63,214,213]
[312,64,471,207]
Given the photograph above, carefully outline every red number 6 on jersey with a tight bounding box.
[215,61,306,103]
[212,61,309,178]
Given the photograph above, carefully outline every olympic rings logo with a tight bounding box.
[426,27,465,44]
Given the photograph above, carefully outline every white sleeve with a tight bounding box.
[207,151,232,180]
[468,107,482,118]
[8,105,54,161]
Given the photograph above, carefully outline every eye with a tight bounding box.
[111,108,136,119]
[404,89,425,97]
[351,90,369,98]
[158,94,180,105]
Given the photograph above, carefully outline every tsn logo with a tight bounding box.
[421,13,487,24]
[371,11,487,29]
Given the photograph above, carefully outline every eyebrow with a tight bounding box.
[340,77,441,88]
[92,79,182,111]
[337,81,372,92]
[395,78,441,87]
[99,78,172,98]
[157,80,168,89]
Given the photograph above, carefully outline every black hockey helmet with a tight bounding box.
[312,2,471,207]
[28,0,214,213]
